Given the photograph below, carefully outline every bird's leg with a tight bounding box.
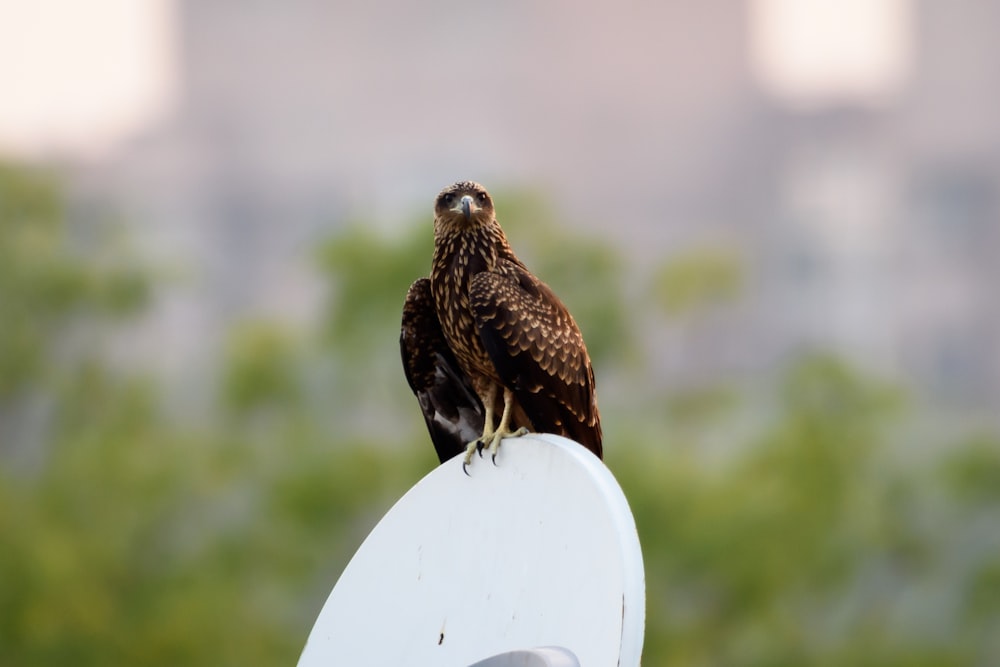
[464,384,496,473]
[487,388,530,464]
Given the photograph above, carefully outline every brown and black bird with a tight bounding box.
[401,181,602,470]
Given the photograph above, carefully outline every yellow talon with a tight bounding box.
[463,387,529,472]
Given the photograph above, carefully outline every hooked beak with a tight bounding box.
[460,195,473,221]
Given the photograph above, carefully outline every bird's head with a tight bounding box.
[434,181,494,228]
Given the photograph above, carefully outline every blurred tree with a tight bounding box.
[0,163,440,667]
[621,356,986,666]
[940,433,1000,505]
[0,164,146,402]
[1,164,997,666]
[222,320,303,416]
[653,245,743,317]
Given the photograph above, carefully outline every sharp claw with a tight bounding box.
[464,426,528,474]
[463,438,482,473]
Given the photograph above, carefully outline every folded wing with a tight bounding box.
[400,278,486,463]
[470,269,603,459]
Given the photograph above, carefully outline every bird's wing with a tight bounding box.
[401,278,485,463]
[470,269,603,458]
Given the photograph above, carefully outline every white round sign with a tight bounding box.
[297,434,645,666]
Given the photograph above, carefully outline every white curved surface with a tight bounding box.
[297,434,645,667]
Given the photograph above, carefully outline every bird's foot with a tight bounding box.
[462,427,529,474]
[488,427,530,465]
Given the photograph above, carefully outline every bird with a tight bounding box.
[400,180,602,472]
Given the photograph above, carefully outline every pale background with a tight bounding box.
[4,0,995,426]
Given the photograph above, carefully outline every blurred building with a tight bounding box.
[746,0,1000,415]
[74,0,1000,418]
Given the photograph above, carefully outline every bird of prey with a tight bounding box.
[400,181,602,471]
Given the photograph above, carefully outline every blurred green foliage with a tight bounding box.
[654,246,743,317]
[222,321,302,414]
[0,165,147,398]
[1,164,998,665]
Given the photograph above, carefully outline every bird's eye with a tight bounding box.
[442,193,454,205]
[476,192,487,204]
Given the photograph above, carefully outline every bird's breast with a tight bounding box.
[430,231,499,382]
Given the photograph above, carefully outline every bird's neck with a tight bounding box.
[432,221,507,280]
